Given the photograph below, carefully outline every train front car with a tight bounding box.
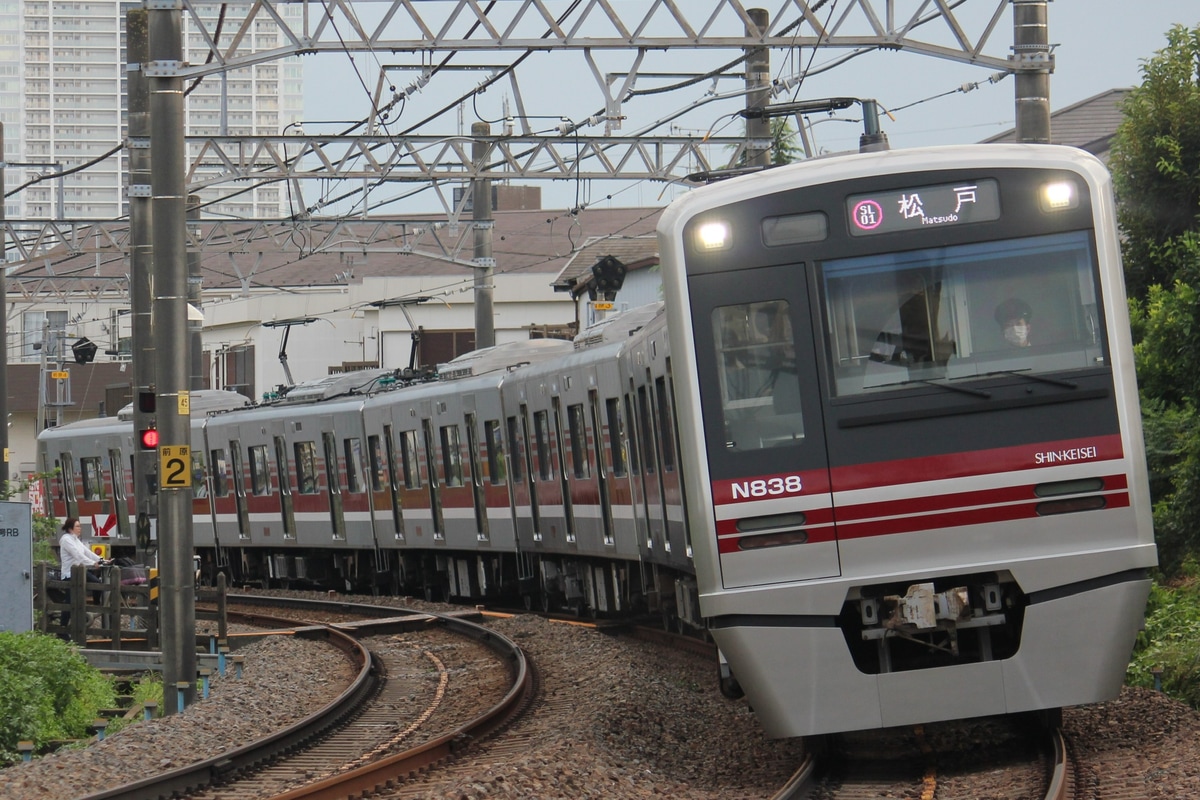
[658,144,1157,738]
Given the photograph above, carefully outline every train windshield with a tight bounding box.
[821,230,1104,397]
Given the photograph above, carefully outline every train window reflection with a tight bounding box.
[712,300,806,451]
[822,231,1104,397]
[249,445,271,495]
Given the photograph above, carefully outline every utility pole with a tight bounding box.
[1012,0,1052,143]
[0,121,8,488]
[148,2,196,712]
[127,9,156,567]
[472,122,495,350]
[744,8,771,168]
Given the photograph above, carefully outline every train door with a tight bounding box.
[689,263,839,586]
[378,424,405,539]
[420,417,445,539]
[551,396,577,544]
[322,430,346,540]
[464,412,489,541]
[229,441,250,540]
[106,447,132,539]
[272,435,297,540]
[588,389,615,547]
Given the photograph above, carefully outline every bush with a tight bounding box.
[1127,566,1200,708]
[0,632,115,765]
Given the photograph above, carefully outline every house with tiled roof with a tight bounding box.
[982,87,1132,161]
[3,192,663,482]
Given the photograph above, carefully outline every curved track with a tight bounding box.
[75,597,531,800]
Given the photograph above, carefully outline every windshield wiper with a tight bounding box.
[983,369,1078,389]
[865,377,992,398]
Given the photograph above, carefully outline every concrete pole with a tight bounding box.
[472,122,495,350]
[744,8,771,168]
[187,195,204,390]
[148,2,196,712]
[127,9,156,565]
[0,122,8,487]
[1012,0,1052,143]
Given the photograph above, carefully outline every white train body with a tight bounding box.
[39,144,1155,738]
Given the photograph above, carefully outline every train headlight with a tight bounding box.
[696,221,731,251]
[1039,180,1077,212]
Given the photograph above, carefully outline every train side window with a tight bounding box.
[249,445,271,495]
[711,301,806,450]
[485,420,507,485]
[440,425,464,487]
[192,450,208,499]
[367,435,385,493]
[382,425,405,538]
[636,387,656,475]
[654,376,676,472]
[605,397,627,478]
[210,448,229,496]
[505,416,524,484]
[295,441,318,494]
[399,429,421,489]
[533,410,553,481]
[344,437,364,493]
[273,436,292,495]
[567,403,590,479]
[81,457,104,501]
[623,395,641,475]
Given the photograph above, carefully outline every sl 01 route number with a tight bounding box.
[159,445,192,489]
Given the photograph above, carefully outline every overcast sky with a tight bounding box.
[300,2,1200,212]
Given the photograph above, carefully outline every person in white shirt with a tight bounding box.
[58,517,108,628]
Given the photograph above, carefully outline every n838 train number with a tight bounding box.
[730,475,804,500]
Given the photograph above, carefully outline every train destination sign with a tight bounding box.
[847,178,1000,236]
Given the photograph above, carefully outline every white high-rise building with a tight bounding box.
[6,0,304,221]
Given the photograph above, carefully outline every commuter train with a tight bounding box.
[39,143,1157,738]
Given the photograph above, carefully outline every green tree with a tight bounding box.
[1112,24,1200,574]
[727,117,804,167]
[1109,23,1200,302]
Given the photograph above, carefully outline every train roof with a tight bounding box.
[108,389,251,421]
[436,338,574,381]
[266,368,398,405]
[573,303,664,349]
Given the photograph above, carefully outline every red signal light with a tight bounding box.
[139,428,159,449]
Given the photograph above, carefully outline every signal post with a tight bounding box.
[147,2,196,711]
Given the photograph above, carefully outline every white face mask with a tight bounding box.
[1003,320,1030,347]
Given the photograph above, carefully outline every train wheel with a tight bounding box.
[718,667,744,700]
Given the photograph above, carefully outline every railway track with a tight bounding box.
[75,597,531,800]
[790,715,1072,800]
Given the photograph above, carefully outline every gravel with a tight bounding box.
[4,600,1199,800]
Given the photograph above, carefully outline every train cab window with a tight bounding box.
[249,445,271,495]
[80,457,104,501]
[485,420,507,485]
[399,430,421,489]
[344,437,365,493]
[295,441,318,494]
[367,435,386,493]
[210,448,229,497]
[712,300,806,451]
[533,410,553,481]
[567,403,590,479]
[822,231,1104,396]
[440,425,464,487]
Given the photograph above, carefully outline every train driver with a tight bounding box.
[995,297,1034,348]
